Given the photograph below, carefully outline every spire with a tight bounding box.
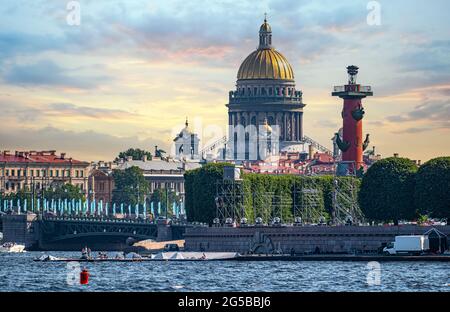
[259,14,272,49]
[185,117,189,127]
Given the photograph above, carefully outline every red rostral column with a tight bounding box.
[332,66,373,170]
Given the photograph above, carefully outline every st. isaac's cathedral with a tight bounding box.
[227,17,305,160]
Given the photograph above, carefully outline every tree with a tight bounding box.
[112,166,149,207]
[46,184,85,201]
[184,163,233,223]
[116,148,152,161]
[359,157,418,223]
[149,188,181,216]
[415,157,450,220]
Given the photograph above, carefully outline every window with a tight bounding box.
[50,170,53,177]
[11,170,15,177]
[80,170,84,178]
[55,170,59,177]
[6,169,9,176]
[75,170,79,178]
[66,170,70,177]
[36,170,40,177]
[30,170,34,177]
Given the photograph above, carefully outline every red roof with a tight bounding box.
[0,151,87,165]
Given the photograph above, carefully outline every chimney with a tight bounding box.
[61,153,66,159]
[155,145,158,155]
[308,145,315,160]
[393,153,399,158]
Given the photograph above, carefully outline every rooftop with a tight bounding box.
[116,158,201,172]
[0,150,88,165]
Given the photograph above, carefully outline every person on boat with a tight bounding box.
[200,253,206,260]
[81,247,88,260]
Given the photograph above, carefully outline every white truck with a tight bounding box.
[383,235,430,255]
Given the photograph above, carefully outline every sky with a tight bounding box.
[0,0,449,162]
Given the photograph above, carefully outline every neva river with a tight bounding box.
[0,252,448,292]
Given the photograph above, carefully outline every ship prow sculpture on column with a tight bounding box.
[332,65,373,175]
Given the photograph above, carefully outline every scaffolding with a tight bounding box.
[214,165,364,225]
[331,161,365,225]
[215,179,245,224]
[293,178,324,224]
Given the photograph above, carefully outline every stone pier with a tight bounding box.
[184,225,450,254]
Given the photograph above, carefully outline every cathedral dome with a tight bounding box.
[237,49,294,80]
[237,18,294,81]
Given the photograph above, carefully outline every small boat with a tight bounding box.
[0,242,26,253]
[150,252,240,261]
[35,254,62,261]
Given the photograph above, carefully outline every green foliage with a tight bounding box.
[184,163,233,223]
[415,157,450,219]
[116,148,152,161]
[149,188,181,216]
[45,184,85,201]
[112,166,149,206]
[185,164,359,224]
[359,157,418,223]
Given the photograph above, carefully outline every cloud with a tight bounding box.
[0,99,137,122]
[386,100,450,124]
[47,103,138,119]
[0,126,167,161]
[2,60,112,89]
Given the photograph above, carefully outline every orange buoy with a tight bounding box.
[80,268,90,285]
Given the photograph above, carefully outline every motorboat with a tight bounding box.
[0,242,26,253]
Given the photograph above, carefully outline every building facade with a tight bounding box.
[87,161,116,203]
[0,150,90,196]
[115,157,201,201]
[227,18,306,160]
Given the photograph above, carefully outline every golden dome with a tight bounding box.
[260,20,271,32]
[237,48,294,80]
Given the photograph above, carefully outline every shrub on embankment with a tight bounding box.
[414,157,450,220]
[359,157,418,224]
[184,163,360,224]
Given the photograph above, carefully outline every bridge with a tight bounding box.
[1,213,200,251]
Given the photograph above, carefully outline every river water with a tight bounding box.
[0,252,448,292]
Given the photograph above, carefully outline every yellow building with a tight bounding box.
[0,150,90,196]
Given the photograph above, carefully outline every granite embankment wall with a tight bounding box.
[184,225,450,254]
[1,214,39,247]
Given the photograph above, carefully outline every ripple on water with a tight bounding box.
[0,253,449,292]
